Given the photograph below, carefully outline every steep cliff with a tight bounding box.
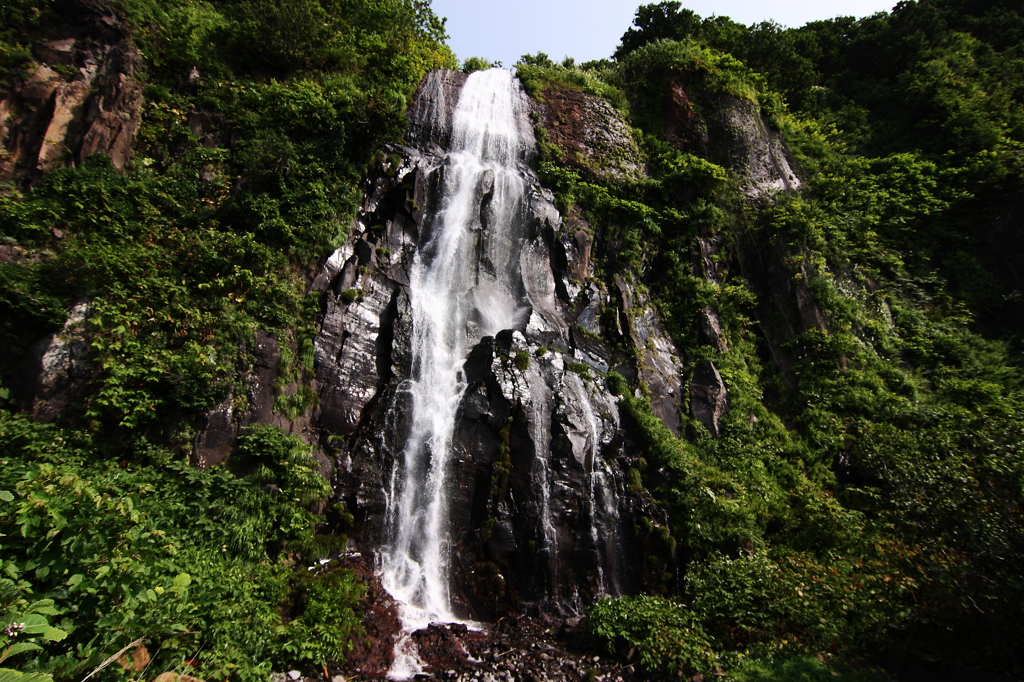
[2,1,1024,680]
[311,71,678,622]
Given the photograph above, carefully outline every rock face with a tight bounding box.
[538,88,643,183]
[27,301,95,422]
[190,330,327,468]
[666,76,800,197]
[3,57,758,628]
[613,275,685,435]
[690,360,728,437]
[0,0,143,186]
[312,71,683,620]
[715,95,801,197]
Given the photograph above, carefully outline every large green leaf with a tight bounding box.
[0,642,42,663]
[0,668,54,682]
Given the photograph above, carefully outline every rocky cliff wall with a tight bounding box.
[310,72,684,620]
[0,0,143,187]
[11,53,816,626]
[666,76,800,197]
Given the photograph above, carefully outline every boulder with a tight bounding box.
[28,301,94,422]
[666,76,800,198]
[537,88,643,183]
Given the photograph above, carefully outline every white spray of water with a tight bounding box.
[380,69,530,679]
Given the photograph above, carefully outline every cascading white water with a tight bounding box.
[578,382,607,594]
[380,69,531,679]
[530,378,558,600]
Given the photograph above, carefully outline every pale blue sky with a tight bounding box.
[430,0,897,68]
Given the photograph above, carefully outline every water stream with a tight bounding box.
[379,68,532,679]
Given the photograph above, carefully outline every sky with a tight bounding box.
[429,0,897,68]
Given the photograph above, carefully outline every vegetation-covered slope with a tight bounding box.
[1,0,451,679]
[1,0,1022,680]
[517,1,1024,677]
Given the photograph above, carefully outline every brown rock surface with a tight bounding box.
[538,88,642,183]
[0,0,142,186]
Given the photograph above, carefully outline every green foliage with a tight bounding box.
[231,424,331,508]
[0,579,67,679]
[0,2,453,677]
[0,411,356,681]
[556,2,1024,677]
[620,38,771,136]
[462,57,501,74]
[588,596,715,677]
[615,2,706,59]
[1,0,1022,678]
[0,0,48,87]
[0,152,309,430]
[514,57,628,111]
[565,362,592,379]
[513,350,530,372]
[726,655,888,682]
[517,52,555,69]
[1,0,456,442]
[339,288,364,304]
[280,569,365,665]
[846,402,1024,665]
[686,550,911,653]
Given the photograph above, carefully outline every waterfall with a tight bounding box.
[380,68,532,678]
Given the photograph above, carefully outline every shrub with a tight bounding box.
[513,350,530,371]
[463,56,501,73]
[588,596,716,678]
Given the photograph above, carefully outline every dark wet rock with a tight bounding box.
[522,227,571,344]
[411,623,487,673]
[440,330,639,618]
[186,110,238,149]
[696,306,727,351]
[310,71,682,620]
[245,331,281,424]
[692,230,726,284]
[485,521,519,561]
[666,75,705,151]
[795,263,828,333]
[359,615,642,682]
[731,239,832,389]
[316,277,398,435]
[406,69,468,154]
[0,245,50,266]
[338,553,402,678]
[311,137,432,450]
[690,361,728,437]
[191,331,318,467]
[614,276,684,435]
[192,397,237,468]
